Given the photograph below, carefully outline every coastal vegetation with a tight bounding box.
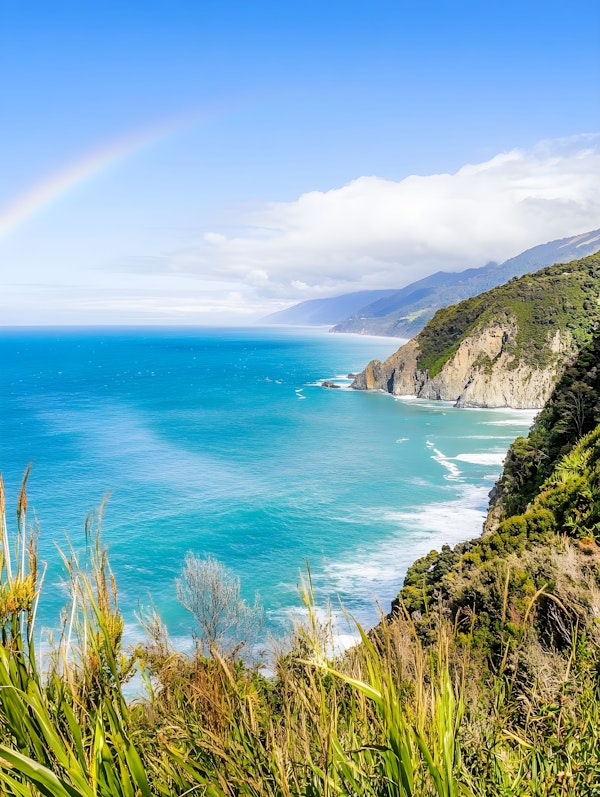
[488,329,600,523]
[3,258,600,794]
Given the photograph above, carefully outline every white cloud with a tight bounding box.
[166,137,600,309]
[203,232,227,244]
[0,280,257,325]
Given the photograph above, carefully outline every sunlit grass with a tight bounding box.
[0,470,598,796]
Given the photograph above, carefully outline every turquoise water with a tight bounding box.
[0,326,534,646]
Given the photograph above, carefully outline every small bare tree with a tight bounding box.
[176,553,263,659]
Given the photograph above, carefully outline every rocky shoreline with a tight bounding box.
[351,323,575,408]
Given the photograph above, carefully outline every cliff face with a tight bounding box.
[352,252,600,409]
[353,322,575,408]
[483,329,600,532]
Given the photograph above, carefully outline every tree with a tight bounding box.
[558,381,597,439]
[176,553,263,659]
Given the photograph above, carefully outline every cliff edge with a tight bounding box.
[352,252,600,408]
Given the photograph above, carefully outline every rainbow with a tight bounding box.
[0,110,206,241]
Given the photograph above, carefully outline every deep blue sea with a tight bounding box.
[0,326,534,648]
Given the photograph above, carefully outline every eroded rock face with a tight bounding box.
[352,339,427,395]
[352,322,575,409]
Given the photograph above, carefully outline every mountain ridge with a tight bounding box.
[336,228,600,337]
[260,288,399,326]
[261,229,600,336]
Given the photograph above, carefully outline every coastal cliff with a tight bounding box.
[393,318,600,676]
[352,322,574,408]
[483,328,600,533]
[352,252,600,408]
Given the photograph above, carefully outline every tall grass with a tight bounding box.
[0,472,598,795]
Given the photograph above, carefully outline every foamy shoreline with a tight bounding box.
[298,384,537,645]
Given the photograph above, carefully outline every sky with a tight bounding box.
[1,0,600,325]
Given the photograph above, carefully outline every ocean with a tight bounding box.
[0,326,535,648]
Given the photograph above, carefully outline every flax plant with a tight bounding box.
[310,616,472,797]
[0,469,43,671]
[0,472,599,796]
[0,475,153,797]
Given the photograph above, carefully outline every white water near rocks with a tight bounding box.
[0,326,534,648]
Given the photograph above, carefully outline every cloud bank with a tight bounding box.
[164,137,600,313]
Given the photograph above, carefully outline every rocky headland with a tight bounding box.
[352,252,600,408]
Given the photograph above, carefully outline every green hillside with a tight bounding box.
[400,423,600,651]
[399,318,600,650]
[389,327,600,791]
[414,252,600,378]
[489,330,600,523]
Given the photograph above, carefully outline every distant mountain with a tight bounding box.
[260,289,399,325]
[333,229,600,337]
[261,229,600,337]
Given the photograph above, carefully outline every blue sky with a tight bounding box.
[1,0,599,323]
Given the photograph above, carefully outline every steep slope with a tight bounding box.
[389,325,600,671]
[352,252,600,408]
[485,330,600,531]
[396,420,600,666]
[334,228,600,337]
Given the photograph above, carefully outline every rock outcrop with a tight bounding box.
[482,328,600,532]
[352,320,575,408]
[352,251,600,409]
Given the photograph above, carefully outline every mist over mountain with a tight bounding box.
[262,229,600,337]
